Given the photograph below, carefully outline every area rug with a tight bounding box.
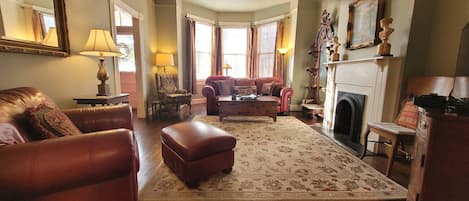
[140,116,407,201]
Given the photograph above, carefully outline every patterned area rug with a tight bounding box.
[140,116,407,201]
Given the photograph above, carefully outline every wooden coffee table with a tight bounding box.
[218,96,278,122]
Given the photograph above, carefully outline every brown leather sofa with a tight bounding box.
[0,87,139,201]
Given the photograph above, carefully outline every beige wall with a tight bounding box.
[424,0,469,76]
[320,0,414,60]
[290,0,321,106]
[0,0,157,118]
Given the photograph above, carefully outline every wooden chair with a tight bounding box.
[155,73,192,117]
[360,76,455,177]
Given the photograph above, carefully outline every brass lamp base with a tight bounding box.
[97,83,110,96]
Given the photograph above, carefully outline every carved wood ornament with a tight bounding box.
[306,10,335,104]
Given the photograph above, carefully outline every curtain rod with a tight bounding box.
[186,13,289,26]
[186,13,215,24]
[253,14,289,25]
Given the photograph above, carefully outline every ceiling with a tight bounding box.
[183,0,290,12]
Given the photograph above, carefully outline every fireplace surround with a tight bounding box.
[323,56,404,152]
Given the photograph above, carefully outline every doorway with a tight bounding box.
[110,0,145,117]
[114,5,137,108]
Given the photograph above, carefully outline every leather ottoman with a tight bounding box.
[161,121,236,188]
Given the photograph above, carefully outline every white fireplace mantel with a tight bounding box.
[323,56,404,151]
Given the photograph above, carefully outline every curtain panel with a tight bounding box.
[274,20,285,81]
[247,26,258,79]
[186,18,197,94]
[211,26,223,76]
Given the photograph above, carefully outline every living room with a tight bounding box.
[0,0,468,201]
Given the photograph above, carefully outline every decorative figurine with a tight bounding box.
[376,17,394,56]
[331,36,340,61]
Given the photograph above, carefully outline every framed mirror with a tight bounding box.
[0,0,69,56]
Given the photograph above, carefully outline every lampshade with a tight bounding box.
[278,48,289,54]
[42,27,58,47]
[155,53,174,66]
[80,29,122,57]
[223,64,232,69]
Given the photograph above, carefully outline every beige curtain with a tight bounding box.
[186,19,197,94]
[274,20,285,81]
[32,10,44,42]
[211,26,223,76]
[247,26,258,79]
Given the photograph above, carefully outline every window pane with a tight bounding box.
[196,22,212,52]
[116,34,136,72]
[222,27,248,78]
[258,54,275,77]
[257,22,278,78]
[195,22,212,80]
[222,28,247,54]
[196,53,211,79]
[258,22,277,53]
[223,55,246,78]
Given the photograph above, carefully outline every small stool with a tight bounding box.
[161,121,236,188]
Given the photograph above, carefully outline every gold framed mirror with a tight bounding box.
[0,0,69,57]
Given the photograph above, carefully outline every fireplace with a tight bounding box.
[333,92,365,152]
[323,57,404,153]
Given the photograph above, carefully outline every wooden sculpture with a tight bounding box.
[376,17,394,56]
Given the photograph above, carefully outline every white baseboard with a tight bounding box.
[192,98,206,105]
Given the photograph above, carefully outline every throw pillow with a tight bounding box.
[0,123,25,146]
[271,83,283,97]
[214,79,234,96]
[232,86,257,95]
[25,104,82,139]
[396,101,419,129]
[261,82,274,95]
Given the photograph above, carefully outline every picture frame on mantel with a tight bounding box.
[346,0,384,50]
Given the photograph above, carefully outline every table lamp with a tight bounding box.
[80,29,122,96]
[223,64,232,76]
[155,53,174,72]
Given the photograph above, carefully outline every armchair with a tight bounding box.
[0,87,138,201]
[156,73,192,116]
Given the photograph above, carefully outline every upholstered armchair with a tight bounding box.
[156,73,192,115]
[0,87,139,201]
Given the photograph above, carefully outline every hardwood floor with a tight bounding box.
[133,104,410,194]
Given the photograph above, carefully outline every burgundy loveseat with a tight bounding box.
[0,87,139,201]
[202,76,293,115]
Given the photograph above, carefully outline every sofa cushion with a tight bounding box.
[235,79,255,86]
[0,123,25,146]
[25,104,82,139]
[214,79,234,96]
[232,86,257,95]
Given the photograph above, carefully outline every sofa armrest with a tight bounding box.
[202,85,216,98]
[0,129,138,200]
[280,87,294,99]
[62,104,133,133]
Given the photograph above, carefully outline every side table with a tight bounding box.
[73,94,129,107]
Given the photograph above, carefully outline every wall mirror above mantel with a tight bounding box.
[0,0,69,56]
